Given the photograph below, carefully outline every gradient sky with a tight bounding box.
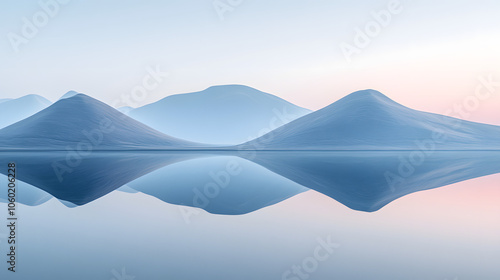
[1,0,499,124]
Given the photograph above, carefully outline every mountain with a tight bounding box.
[0,98,12,104]
[0,151,202,205]
[0,94,51,129]
[0,94,201,150]
[239,89,500,150]
[117,106,134,114]
[245,150,500,212]
[0,151,307,211]
[127,85,311,145]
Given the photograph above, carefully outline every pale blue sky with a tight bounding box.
[1,0,499,123]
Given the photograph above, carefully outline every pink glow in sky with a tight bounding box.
[1,1,499,125]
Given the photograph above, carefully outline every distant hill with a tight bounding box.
[0,94,51,129]
[128,85,311,145]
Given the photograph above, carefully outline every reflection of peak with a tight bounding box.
[343,89,388,99]
[117,106,134,114]
[200,84,279,99]
[126,155,308,214]
[322,89,404,114]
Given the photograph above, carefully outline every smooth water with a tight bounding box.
[1,151,499,213]
[0,151,498,279]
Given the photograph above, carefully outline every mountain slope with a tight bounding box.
[239,89,500,150]
[117,106,134,114]
[0,94,51,129]
[245,151,500,212]
[0,94,200,150]
[127,85,311,145]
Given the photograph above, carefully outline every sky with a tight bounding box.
[1,0,499,124]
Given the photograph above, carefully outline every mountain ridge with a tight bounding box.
[238,89,500,150]
[0,93,202,150]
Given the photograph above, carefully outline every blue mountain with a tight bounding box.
[0,174,53,206]
[117,106,134,114]
[245,151,500,212]
[127,85,311,145]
